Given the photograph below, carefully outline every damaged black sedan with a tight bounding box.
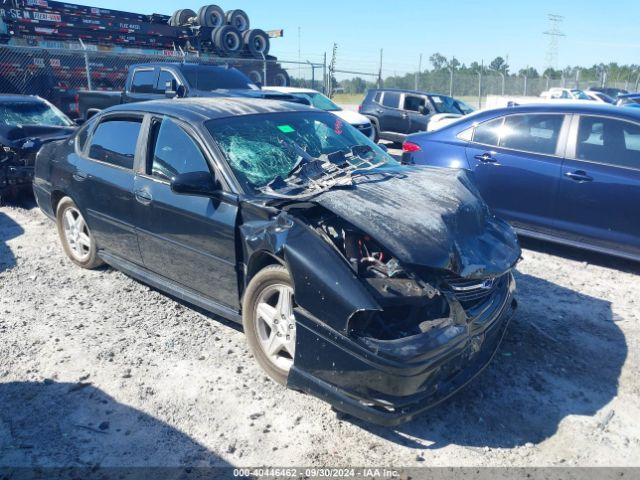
[0,95,76,204]
[34,98,520,426]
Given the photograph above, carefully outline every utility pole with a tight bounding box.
[328,43,337,98]
[297,26,301,81]
[414,53,422,90]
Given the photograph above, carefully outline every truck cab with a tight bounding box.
[79,63,304,119]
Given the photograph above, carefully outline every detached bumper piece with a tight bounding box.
[288,273,517,426]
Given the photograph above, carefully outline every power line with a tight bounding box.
[544,13,566,70]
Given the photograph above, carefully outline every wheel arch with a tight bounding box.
[242,250,285,297]
[51,189,68,215]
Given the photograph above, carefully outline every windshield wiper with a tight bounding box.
[260,143,388,200]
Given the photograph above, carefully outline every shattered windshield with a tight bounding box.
[0,100,73,127]
[206,111,397,197]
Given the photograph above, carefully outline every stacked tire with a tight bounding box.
[170,5,270,59]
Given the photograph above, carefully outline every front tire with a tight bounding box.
[56,197,103,269]
[242,265,296,386]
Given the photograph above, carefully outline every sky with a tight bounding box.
[70,0,640,76]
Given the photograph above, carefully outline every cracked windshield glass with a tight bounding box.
[206,111,396,193]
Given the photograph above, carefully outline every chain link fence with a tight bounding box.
[330,66,640,107]
[0,44,325,116]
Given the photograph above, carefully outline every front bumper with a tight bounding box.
[288,273,517,426]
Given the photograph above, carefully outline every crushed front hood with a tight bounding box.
[312,166,521,278]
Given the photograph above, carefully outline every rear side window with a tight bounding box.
[403,95,426,112]
[149,118,209,181]
[130,70,157,94]
[382,92,401,108]
[576,116,640,169]
[88,118,142,169]
[473,117,503,146]
[500,114,563,155]
[374,92,382,103]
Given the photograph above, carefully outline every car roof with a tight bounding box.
[0,94,46,103]
[369,88,446,97]
[105,97,314,122]
[267,86,320,94]
[472,102,640,121]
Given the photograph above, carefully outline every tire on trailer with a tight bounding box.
[247,69,263,85]
[212,25,242,56]
[225,9,250,32]
[197,4,225,28]
[242,265,296,386]
[242,29,270,57]
[171,8,196,27]
[271,68,290,87]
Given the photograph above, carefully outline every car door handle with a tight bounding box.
[565,170,593,183]
[474,153,498,163]
[73,170,88,182]
[376,108,383,114]
[401,113,408,119]
[134,189,153,205]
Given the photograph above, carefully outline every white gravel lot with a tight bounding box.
[1,200,639,468]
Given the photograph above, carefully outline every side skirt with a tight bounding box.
[98,250,243,324]
[515,226,640,263]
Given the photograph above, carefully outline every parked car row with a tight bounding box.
[540,86,640,107]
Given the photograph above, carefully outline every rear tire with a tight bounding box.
[242,265,296,386]
[56,197,103,270]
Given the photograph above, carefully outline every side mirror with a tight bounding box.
[75,118,86,126]
[170,171,218,197]
[165,80,186,99]
[419,105,428,115]
[165,79,177,98]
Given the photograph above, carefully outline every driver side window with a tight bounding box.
[148,117,210,182]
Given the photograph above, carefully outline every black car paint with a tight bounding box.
[78,63,306,120]
[34,98,520,425]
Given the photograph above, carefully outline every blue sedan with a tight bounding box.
[402,103,640,261]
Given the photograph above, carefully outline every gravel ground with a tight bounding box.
[1,200,639,468]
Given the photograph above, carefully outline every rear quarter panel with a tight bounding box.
[405,131,471,169]
[33,138,74,219]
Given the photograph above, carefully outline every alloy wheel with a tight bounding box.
[62,206,91,262]
[254,283,296,373]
